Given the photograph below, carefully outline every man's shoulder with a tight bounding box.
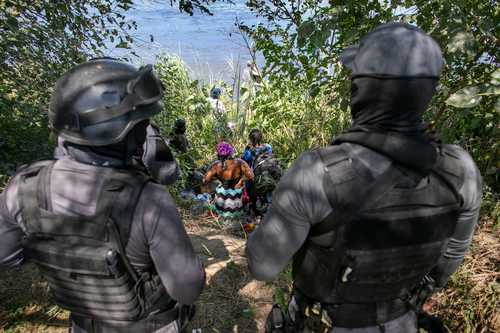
[234,157,247,164]
[284,149,330,179]
[440,144,474,163]
[271,148,334,224]
[263,143,272,151]
[141,181,175,202]
[292,146,348,170]
[8,159,56,195]
[138,182,178,221]
[436,144,478,174]
[3,159,55,218]
[15,159,55,174]
[437,143,481,185]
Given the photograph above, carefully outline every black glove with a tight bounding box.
[417,312,446,333]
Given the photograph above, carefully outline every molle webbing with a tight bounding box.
[293,145,462,325]
[43,268,142,320]
[19,162,173,324]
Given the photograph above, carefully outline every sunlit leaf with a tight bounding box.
[490,68,500,86]
[447,31,476,58]
[446,86,482,108]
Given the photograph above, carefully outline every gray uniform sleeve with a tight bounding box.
[140,183,205,304]
[142,124,180,185]
[0,176,24,268]
[246,151,333,281]
[430,145,483,288]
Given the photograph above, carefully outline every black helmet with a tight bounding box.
[49,58,164,146]
[210,87,222,99]
[174,118,186,133]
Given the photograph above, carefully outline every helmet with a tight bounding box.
[49,58,164,146]
[174,118,186,133]
[210,87,222,99]
[340,22,443,78]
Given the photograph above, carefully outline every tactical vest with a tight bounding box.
[18,160,177,331]
[292,144,464,327]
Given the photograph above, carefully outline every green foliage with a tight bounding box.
[0,0,138,184]
[154,54,193,126]
[248,80,350,166]
[241,0,499,196]
[0,0,221,187]
[155,54,219,159]
[481,184,500,229]
[152,54,352,174]
[153,54,221,188]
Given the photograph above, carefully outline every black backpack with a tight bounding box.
[253,152,282,196]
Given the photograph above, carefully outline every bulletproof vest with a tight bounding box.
[17,160,176,329]
[292,144,464,326]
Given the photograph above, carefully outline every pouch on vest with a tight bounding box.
[292,145,464,325]
[18,161,174,324]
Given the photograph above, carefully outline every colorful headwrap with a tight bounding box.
[216,141,235,157]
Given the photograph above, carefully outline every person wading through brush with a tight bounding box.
[208,87,228,141]
[246,23,482,333]
[168,118,199,193]
[203,141,253,223]
[169,118,189,154]
[0,58,205,333]
[242,128,281,217]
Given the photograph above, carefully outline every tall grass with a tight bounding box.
[153,53,351,171]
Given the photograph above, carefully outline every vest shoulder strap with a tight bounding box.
[311,147,404,237]
[20,163,150,247]
[16,160,54,174]
[96,169,151,248]
[18,160,56,232]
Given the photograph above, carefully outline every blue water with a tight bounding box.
[105,0,261,82]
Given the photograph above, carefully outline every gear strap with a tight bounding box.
[311,147,405,238]
[305,148,410,329]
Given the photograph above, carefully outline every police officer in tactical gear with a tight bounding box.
[246,23,482,332]
[0,59,205,332]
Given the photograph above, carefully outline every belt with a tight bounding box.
[323,299,410,328]
[71,306,179,333]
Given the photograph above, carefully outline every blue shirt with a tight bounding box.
[242,144,272,168]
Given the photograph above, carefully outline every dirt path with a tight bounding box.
[186,224,274,332]
[0,212,286,333]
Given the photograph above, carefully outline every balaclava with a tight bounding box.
[336,22,444,172]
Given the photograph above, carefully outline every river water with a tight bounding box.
[106,0,261,82]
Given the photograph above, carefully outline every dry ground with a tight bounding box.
[0,212,497,333]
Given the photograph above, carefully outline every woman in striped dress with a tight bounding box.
[203,142,253,220]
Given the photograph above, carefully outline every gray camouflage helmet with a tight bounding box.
[340,22,444,78]
[49,58,164,146]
